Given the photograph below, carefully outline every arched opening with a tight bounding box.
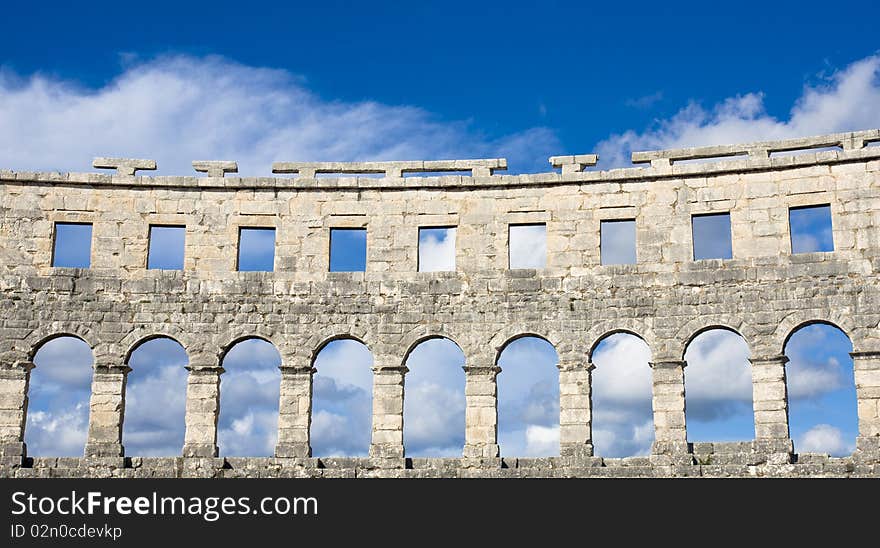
[311,338,373,457]
[25,336,93,456]
[403,337,465,457]
[123,337,189,456]
[784,322,856,456]
[218,338,281,456]
[591,332,653,457]
[683,328,754,442]
[497,335,559,457]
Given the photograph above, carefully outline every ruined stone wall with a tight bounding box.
[1,130,880,478]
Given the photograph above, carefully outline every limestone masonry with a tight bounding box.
[2,129,880,478]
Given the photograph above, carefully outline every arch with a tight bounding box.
[311,337,373,457]
[121,325,197,364]
[588,328,650,362]
[496,335,560,457]
[403,336,466,457]
[784,322,856,456]
[591,331,654,457]
[683,327,754,443]
[401,332,465,366]
[491,328,559,366]
[773,310,855,355]
[214,325,286,363]
[124,334,188,366]
[679,322,752,360]
[25,335,94,456]
[779,318,851,356]
[123,336,189,456]
[217,337,282,457]
[311,333,371,367]
[27,327,96,362]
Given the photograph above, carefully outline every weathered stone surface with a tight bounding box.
[2,130,880,477]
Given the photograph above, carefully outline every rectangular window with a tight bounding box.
[147,225,185,270]
[789,204,834,253]
[600,220,636,265]
[692,213,733,260]
[509,223,547,269]
[418,227,456,272]
[329,228,367,272]
[237,227,276,271]
[52,222,92,268]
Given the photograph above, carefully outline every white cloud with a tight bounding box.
[597,55,880,167]
[418,228,456,272]
[509,224,547,269]
[311,339,373,456]
[26,337,93,456]
[787,356,844,400]
[797,424,854,457]
[497,337,560,457]
[524,425,559,456]
[0,55,558,175]
[591,333,654,457]
[218,410,278,457]
[404,338,466,457]
[124,339,188,456]
[25,406,89,457]
[218,339,281,457]
[684,330,753,421]
[32,337,93,387]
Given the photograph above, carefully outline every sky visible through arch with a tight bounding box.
[9,4,877,457]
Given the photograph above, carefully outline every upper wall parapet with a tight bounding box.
[2,129,879,191]
[631,129,880,167]
[271,158,507,178]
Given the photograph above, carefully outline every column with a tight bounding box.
[275,363,315,458]
[851,351,880,460]
[369,362,407,459]
[750,355,793,457]
[463,365,501,459]
[182,363,223,458]
[558,360,594,458]
[84,362,129,457]
[650,360,690,457]
[0,361,33,460]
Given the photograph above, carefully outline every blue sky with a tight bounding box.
[10,3,878,458]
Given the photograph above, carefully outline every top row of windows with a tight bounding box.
[50,205,835,271]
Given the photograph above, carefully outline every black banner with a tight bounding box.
[0,478,874,545]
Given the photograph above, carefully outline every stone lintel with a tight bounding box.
[556,360,595,372]
[272,158,507,178]
[92,157,157,176]
[192,160,238,178]
[649,359,687,370]
[749,355,790,366]
[632,129,880,164]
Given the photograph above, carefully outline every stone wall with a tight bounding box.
[2,130,880,478]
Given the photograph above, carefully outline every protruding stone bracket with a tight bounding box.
[649,359,688,369]
[278,365,317,375]
[92,157,157,176]
[462,365,502,376]
[272,159,508,179]
[631,129,880,167]
[2,361,35,374]
[549,154,599,175]
[371,365,410,374]
[556,360,596,372]
[192,160,238,178]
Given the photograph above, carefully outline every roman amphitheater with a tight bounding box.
[1,129,879,477]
